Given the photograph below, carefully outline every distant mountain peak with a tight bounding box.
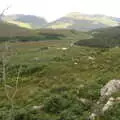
[66,12,111,19]
[2,13,120,31]
[46,12,120,31]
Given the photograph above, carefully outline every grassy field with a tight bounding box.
[0,28,120,120]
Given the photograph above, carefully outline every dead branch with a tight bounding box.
[0,5,11,20]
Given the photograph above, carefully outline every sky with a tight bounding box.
[0,0,120,22]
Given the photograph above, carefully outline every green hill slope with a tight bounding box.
[0,22,89,42]
[75,26,120,47]
[0,22,35,37]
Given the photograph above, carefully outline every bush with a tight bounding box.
[59,103,90,120]
[44,93,91,120]
[14,109,40,120]
[44,95,70,113]
[15,112,31,120]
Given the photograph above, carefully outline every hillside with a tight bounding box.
[46,12,120,31]
[3,14,47,29]
[75,26,120,48]
[0,21,35,37]
[0,22,89,42]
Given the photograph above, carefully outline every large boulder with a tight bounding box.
[101,80,120,97]
[89,80,120,120]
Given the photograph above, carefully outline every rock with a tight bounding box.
[102,97,120,113]
[89,80,120,119]
[79,98,90,104]
[102,97,115,112]
[32,105,44,110]
[57,47,68,50]
[62,48,68,50]
[101,80,120,97]
[88,56,95,60]
[89,113,97,120]
[116,97,120,101]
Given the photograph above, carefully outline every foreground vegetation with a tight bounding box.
[0,27,120,120]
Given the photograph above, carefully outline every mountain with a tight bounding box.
[2,13,120,31]
[46,12,120,31]
[2,14,48,29]
[75,26,120,47]
[0,21,86,42]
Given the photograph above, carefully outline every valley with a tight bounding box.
[0,2,120,118]
[0,21,120,120]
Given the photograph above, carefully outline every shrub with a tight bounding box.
[14,109,40,120]
[15,112,31,120]
[59,103,90,120]
[44,95,70,113]
[53,56,65,62]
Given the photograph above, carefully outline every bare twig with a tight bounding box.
[0,5,11,20]
[12,65,22,99]
[2,42,22,120]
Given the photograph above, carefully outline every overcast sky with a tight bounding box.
[0,0,120,22]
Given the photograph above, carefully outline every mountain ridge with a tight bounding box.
[46,12,120,31]
[2,14,48,29]
[1,12,120,31]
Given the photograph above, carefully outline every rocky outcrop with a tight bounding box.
[89,80,120,120]
[101,80,120,97]
[102,97,114,112]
